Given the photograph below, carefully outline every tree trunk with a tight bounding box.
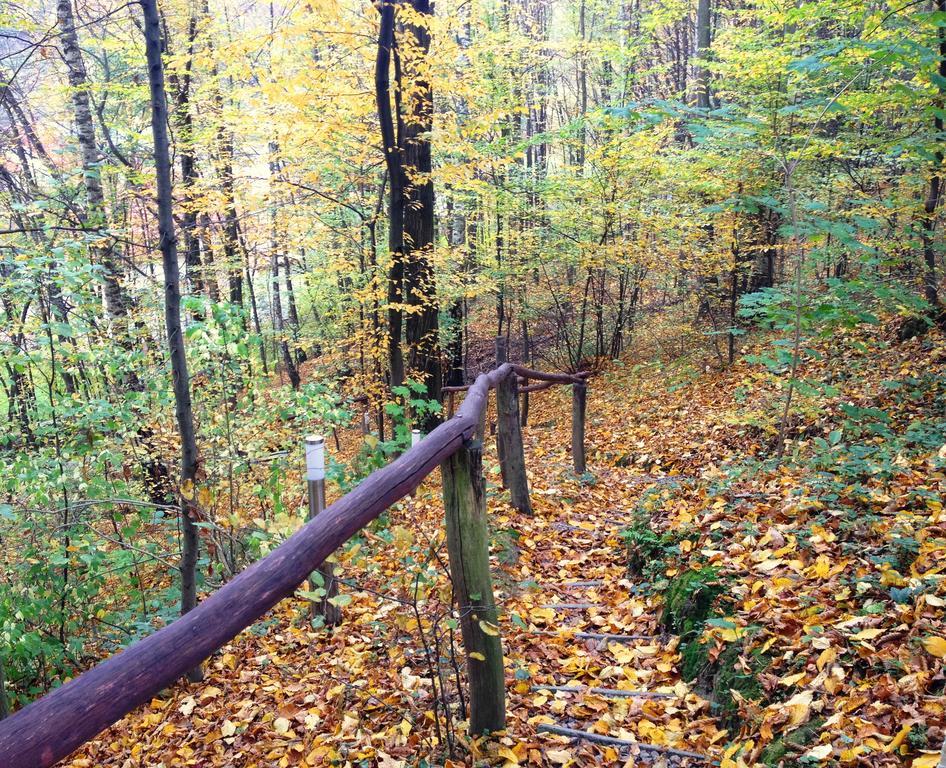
[695,0,712,109]
[56,0,132,327]
[921,0,945,309]
[269,145,300,389]
[142,0,203,682]
[402,0,442,427]
[376,0,405,390]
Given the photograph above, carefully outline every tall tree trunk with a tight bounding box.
[921,0,945,309]
[402,0,442,427]
[269,145,300,389]
[695,0,712,108]
[169,8,210,305]
[141,0,204,683]
[376,0,405,390]
[56,0,132,326]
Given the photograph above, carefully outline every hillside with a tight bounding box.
[65,320,946,768]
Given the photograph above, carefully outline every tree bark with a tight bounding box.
[56,0,132,325]
[695,0,712,109]
[921,0,945,309]
[142,0,203,682]
[402,0,442,428]
[376,0,405,390]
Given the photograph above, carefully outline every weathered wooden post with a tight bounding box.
[305,435,341,625]
[572,381,587,474]
[441,439,506,735]
[496,370,533,514]
[494,336,507,470]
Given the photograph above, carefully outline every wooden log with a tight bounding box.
[441,439,505,735]
[531,685,674,699]
[525,630,657,643]
[537,724,714,762]
[518,380,555,394]
[572,381,587,474]
[495,370,532,514]
[510,364,584,384]
[0,368,510,768]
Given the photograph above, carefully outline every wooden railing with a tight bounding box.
[0,359,588,768]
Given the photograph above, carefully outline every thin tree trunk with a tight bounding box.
[921,0,945,309]
[141,0,203,682]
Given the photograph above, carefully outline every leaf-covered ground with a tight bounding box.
[69,321,946,767]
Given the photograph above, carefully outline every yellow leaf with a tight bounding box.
[778,671,807,687]
[546,748,572,764]
[783,689,813,726]
[274,717,291,734]
[479,620,501,636]
[469,652,486,661]
[221,719,237,738]
[816,647,837,671]
[180,479,195,500]
[851,627,883,641]
[883,724,912,753]
[802,744,832,761]
[922,635,946,658]
[911,753,943,767]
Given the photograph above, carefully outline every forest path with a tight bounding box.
[491,432,720,766]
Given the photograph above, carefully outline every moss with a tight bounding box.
[681,636,772,733]
[660,567,724,636]
[759,718,825,767]
[711,641,766,727]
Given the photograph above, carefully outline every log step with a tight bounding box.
[532,684,675,700]
[526,629,657,643]
[537,724,715,763]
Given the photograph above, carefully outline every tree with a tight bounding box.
[141,0,203,682]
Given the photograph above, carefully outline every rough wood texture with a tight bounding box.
[495,371,532,514]
[441,440,505,735]
[537,724,713,762]
[494,337,508,473]
[0,364,530,768]
[572,381,587,474]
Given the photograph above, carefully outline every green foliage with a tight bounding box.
[660,567,725,637]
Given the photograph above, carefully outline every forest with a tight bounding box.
[1,0,946,764]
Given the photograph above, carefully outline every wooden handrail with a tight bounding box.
[0,362,573,768]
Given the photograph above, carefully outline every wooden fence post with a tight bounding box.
[305,435,341,625]
[496,371,533,514]
[441,439,506,735]
[494,336,507,471]
[572,381,587,474]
